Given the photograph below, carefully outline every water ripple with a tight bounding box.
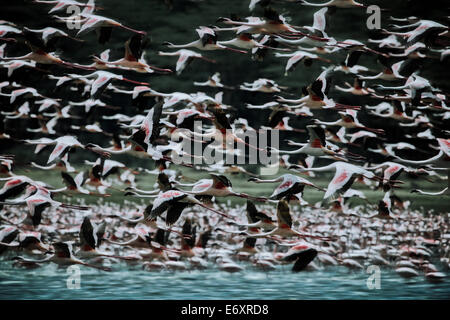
[1,262,449,299]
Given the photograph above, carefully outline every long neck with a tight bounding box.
[168,40,200,49]
[302,163,336,172]
[158,51,178,56]
[3,53,32,61]
[252,177,283,183]
[279,145,306,155]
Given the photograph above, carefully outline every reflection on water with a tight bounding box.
[1,262,449,300]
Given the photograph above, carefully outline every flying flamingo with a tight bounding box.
[163,26,247,54]
[248,173,324,200]
[93,34,172,73]
[33,0,96,14]
[275,50,331,75]
[22,27,83,45]
[269,125,351,161]
[279,244,318,272]
[13,241,112,271]
[228,200,276,232]
[76,12,146,38]
[0,185,88,228]
[177,174,266,202]
[276,68,361,111]
[248,200,332,240]
[218,33,291,51]
[76,217,140,261]
[1,29,94,71]
[146,189,232,225]
[314,109,385,135]
[158,49,216,75]
[24,136,110,164]
[290,161,381,200]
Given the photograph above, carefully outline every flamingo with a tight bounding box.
[240,78,286,93]
[3,232,51,255]
[275,50,331,75]
[248,200,331,240]
[163,26,247,54]
[67,70,150,98]
[374,73,435,105]
[22,27,82,45]
[217,8,330,42]
[1,29,93,71]
[158,49,216,75]
[178,174,266,202]
[146,189,232,225]
[248,173,324,200]
[218,33,290,51]
[279,244,318,272]
[0,60,45,78]
[0,185,88,228]
[234,200,276,232]
[76,12,146,39]
[33,0,96,14]
[0,25,21,39]
[179,218,196,258]
[0,225,19,255]
[382,19,448,44]
[390,139,450,194]
[92,34,172,73]
[193,73,233,89]
[314,109,385,135]
[13,241,112,271]
[0,87,46,104]
[261,108,305,132]
[24,136,110,164]
[276,67,361,111]
[270,125,350,161]
[369,191,396,220]
[290,161,380,200]
[335,78,374,96]
[76,217,140,261]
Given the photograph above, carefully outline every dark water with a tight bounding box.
[1,262,449,300]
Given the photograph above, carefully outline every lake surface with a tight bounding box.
[1,262,449,300]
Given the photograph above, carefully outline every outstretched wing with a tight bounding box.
[165,202,189,225]
[310,79,324,100]
[196,26,217,46]
[125,34,144,61]
[52,242,72,258]
[211,174,232,188]
[247,200,272,223]
[324,168,355,199]
[312,8,328,32]
[80,217,96,249]
[345,50,362,68]
[149,101,163,144]
[22,27,47,51]
[307,125,326,147]
[291,248,318,272]
[276,200,292,228]
[263,7,282,23]
[61,171,76,188]
[208,105,232,130]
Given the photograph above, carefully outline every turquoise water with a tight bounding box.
[1,262,449,300]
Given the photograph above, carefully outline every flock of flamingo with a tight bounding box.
[0,0,449,285]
